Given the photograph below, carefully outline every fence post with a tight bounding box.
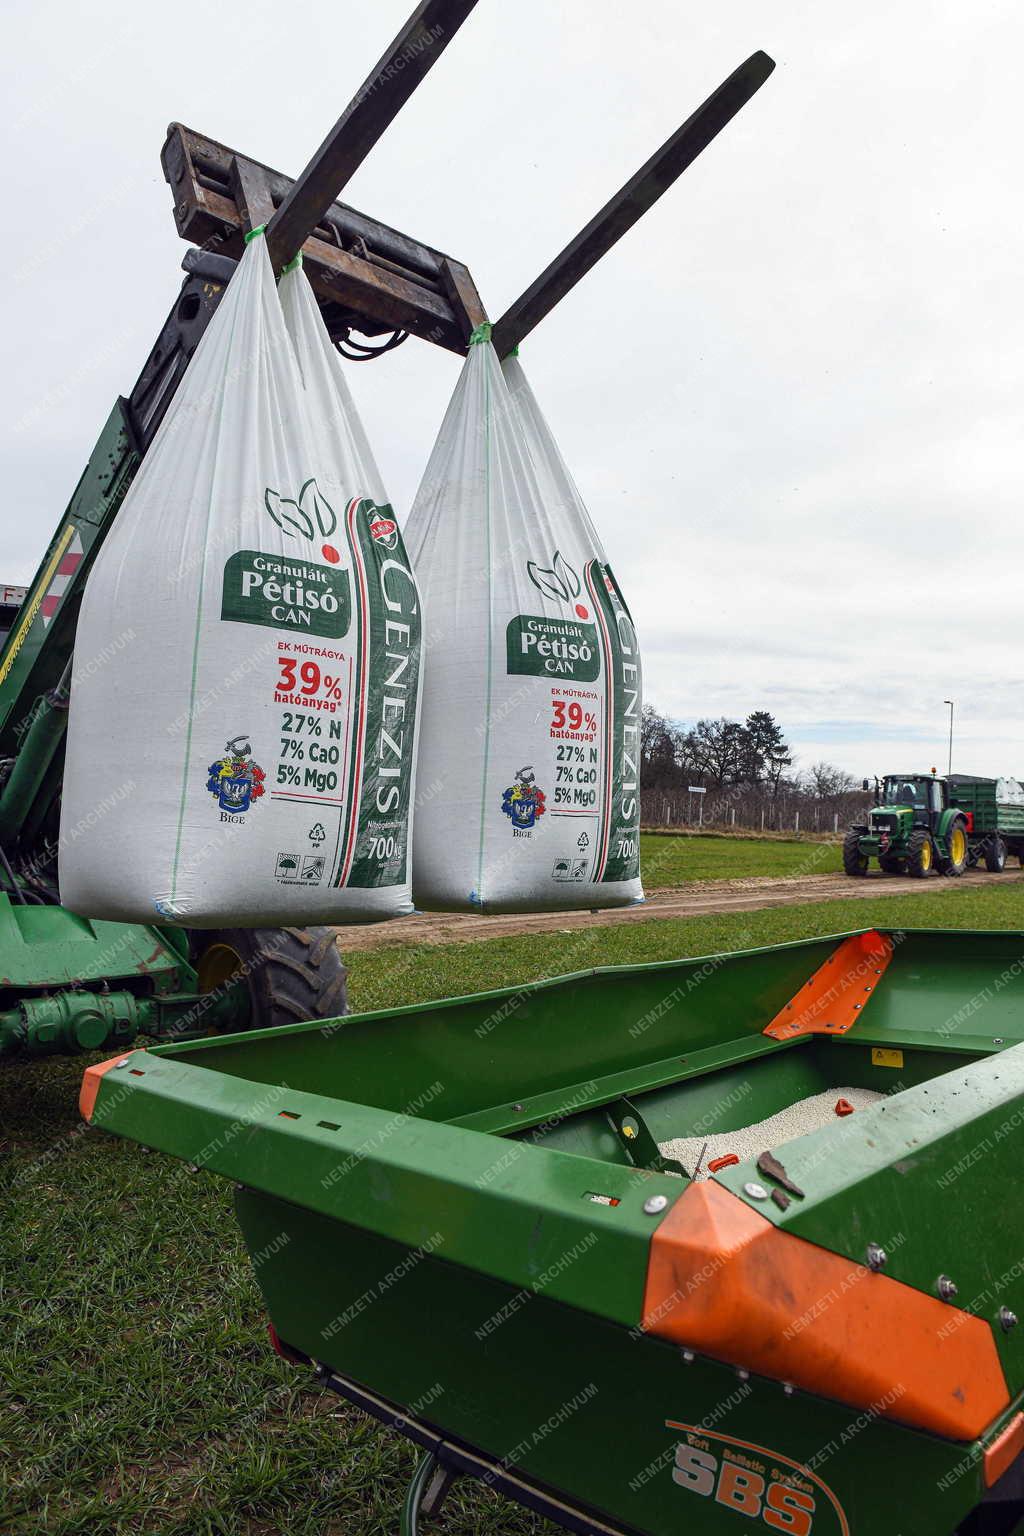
[761,807,765,831]
[833,812,839,833]
[731,808,736,826]
[795,810,800,834]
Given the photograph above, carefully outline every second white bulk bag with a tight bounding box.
[405,328,643,913]
[60,232,421,926]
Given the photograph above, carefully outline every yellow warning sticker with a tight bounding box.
[871,1047,904,1068]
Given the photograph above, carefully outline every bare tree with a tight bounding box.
[804,761,856,799]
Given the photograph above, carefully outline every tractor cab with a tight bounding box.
[878,773,947,829]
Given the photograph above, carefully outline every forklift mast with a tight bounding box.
[0,0,772,909]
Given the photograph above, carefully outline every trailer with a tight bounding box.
[82,928,1024,1535]
[948,776,1024,873]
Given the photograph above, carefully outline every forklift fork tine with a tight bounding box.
[266,0,483,271]
[490,50,775,358]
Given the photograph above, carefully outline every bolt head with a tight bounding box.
[644,1194,669,1216]
[866,1243,887,1271]
[744,1182,769,1201]
[681,1348,695,1364]
[1000,1307,1018,1332]
[937,1275,958,1301]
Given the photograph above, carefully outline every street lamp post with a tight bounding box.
[943,700,954,775]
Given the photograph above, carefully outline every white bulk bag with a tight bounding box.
[404,329,643,913]
[60,233,421,925]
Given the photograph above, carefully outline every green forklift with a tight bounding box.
[844,772,1024,880]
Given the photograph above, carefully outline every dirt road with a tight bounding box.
[335,868,1023,952]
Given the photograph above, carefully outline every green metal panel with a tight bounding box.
[0,405,138,755]
[87,1049,666,1327]
[0,893,188,995]
[823,930,1024,1055]
[155,934,856,1124]
[714,1042,1024,1392]
[236,1186,1005,1536]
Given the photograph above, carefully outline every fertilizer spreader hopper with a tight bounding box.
[84,927,1024,1535]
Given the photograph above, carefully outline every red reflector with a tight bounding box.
[708,1154,740,1172]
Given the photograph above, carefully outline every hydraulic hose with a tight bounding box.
[399,1452,438,1536]
[0,659,72,845]
[0,840,27,903]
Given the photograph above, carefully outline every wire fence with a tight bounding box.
[641,784,870,838]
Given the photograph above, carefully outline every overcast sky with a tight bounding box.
[2,0,1021,780]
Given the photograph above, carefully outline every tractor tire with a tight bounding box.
[842,829,869,876]
[939,817,969,878]
[984,836,1007,874]
[193,926,348,1031]
[906,828,935,879]
[878,855,906,875]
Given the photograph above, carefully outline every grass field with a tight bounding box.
[639,831,842,886]
[4,883,1023,1535]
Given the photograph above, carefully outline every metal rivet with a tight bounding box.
[681,1348,695,1364]
[937,1275,958,1301]
[744,1182,769,1201]
[736,1368,750,1382]
[511,1103,524,1113]
[782,1382,795,1397]
[644,1194,669,1216]
[866,1243,887,1271]
[114,1057,130,1069]
[999,1307,1018,1332]
[994,1037,1004,1045]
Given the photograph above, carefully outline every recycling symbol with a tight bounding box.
[309,822,327,846]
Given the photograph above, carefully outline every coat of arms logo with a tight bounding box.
[206,735,266,815]
[501,765,547,832]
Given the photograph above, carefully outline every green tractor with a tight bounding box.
[843,773,971,878]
